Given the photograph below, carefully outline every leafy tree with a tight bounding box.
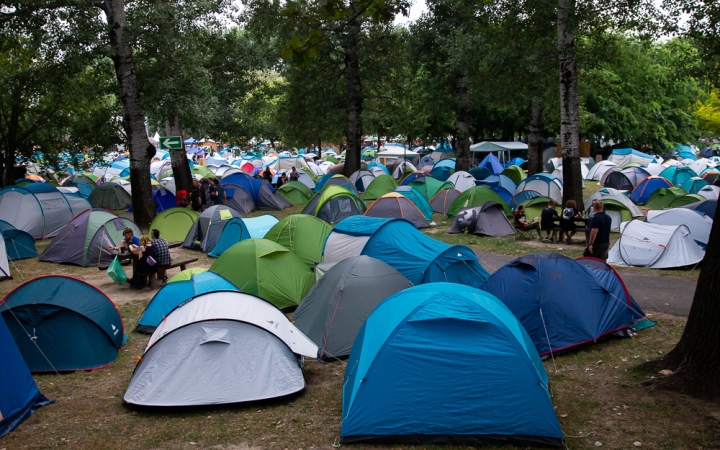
[696,91,720,137]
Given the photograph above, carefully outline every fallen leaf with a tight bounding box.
[595,441,603,447]
[634,442,642,447]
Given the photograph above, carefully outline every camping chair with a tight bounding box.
[514,223,540,241]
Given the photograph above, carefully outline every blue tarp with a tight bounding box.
[481,253,647,356]
[341,283,563,446]
[136,271,239,332]
[0,317,52,437]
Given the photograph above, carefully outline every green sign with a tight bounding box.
[159,136,183,150]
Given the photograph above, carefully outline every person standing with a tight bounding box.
[211,179,226,205]
[190,180,205,212]
[588,200,612,261]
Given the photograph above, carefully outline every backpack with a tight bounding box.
[562,207,574,220]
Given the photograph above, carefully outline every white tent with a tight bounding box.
[688,159,711,175]
[663,159,681,167]
[698,185,720,200]
[446,171,477,192]
[160,177,176,194]
[552,166,588,186]
[608,220,705,269]
[646,209,712,247]
[0,236,10,280]
[586,161,617,181]
[469,141,528,165]
[644,163,666,176]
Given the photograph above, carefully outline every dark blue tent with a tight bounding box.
[221,172,266,200]
[629,176,673,204]
[208,217,252,257]
[468,166,492,180]
[0,220,38,260]
[136,270,240,333]
[360,218,490,287]
[0,316,52,437]
[68,182,94,198]
[481,253,647,356]
[341,283,563,446]
[681,199,717,219]
[221,172,286,211]
[127,188,177,212]
[1,276,125,372]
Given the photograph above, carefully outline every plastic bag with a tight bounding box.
[107,256,128,285]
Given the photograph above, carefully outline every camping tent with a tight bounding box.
[0,220,37,260]
[447,186,511,217]
[209,239,314,309]
[430,159,455,181]
[349,168,376,192]
[302,185,366,224]
[659,166,697,186]
[629,177,673,204]
[500,165,526,185]
[136,269,239,333]
[182,205,243,253]
[341,283,563,446]
[608,221,705,269]
[1,275,125,372]
[668,193,706,208]
[394,186,434,221]
[584,188,644,230]
[586,160,618,181]
[241,215,279,238]
[291,256,413,360]
[222,184,257,213]
[681,199,717,219]
[698,185,720,200]
[359,174,396,202]
[0,236,9,280]
[518,197,557,222]
[148,208,199,243]
[515,173,563,203]
[430,188,462,214]
[446,171,476,192]
[39,209,141,266]
[681,177,709,194]
[482,253,648,356]
[646,209,712,248]
[125,291,318,406]
[407,177,454,201]
[365,193,430,228]
[264,215,333,270]
[0,184,78,239]
[88,182,132,210]
[449,202,515,236]
[478,153,504,174]
[277,181,313,204]
[207,217,252,258]
[608,148,655,166]
[643,187,687,210]
[508,191,542,210]
[0,316,52,437]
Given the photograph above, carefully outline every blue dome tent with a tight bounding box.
[430,159,456,181]
[629,176,673,204]
[341,283,563,446]
[468,165,492,180]
[481,253,648,356]
[208,217,253,257]
[659,166,696,186]
[136,269,240,333]
[0,220,37,260]
[508,190,542,210]
[1,276,125,372]
[394,186,434,221]
[478,153,504,174]
[0,316,52,437]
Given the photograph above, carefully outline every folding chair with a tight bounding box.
[514,224,539,240]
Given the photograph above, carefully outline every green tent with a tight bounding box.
[301,167,319,181]
[278,181,314,205]
[602,199,636,226]
[361,175,397,203]
[209,239,314,310]
[168,267,208,282]
[447,186,512,217]
[408,177,453,201]
[302,185,366,224]
[518,197,558,222]
[149,208,199,242]
[500,166,526,185]
[88,182,132,210]
[264,214,333,269]
[644,187,687,210]
[668,193,706,208]
[191,166,215,179]
[322,155,339,163]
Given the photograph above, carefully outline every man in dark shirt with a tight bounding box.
[210,179,226,205]
[540,199,559,242]
[588,200,612,261]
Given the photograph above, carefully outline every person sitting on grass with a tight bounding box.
[513,204,542,239]
[540,199,559,242]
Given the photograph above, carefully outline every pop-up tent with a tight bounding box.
[264,215,332,270]
[209,239,314,309]
[0,316,52,437]
[148,208,199,243]
[646,208,712,249]
[222,183,256,213]
[182,205,243,253]
[1,276,125,372]
[40,208,141,267]
[349,168,376,192]
[608,148,655,166]
[394,186,434,221]
[449,202,515,237]
[586,160,618,181]
[125,291,318,407]
[292,256,412,360]
[341,283,563,446]
[500,165,526,185]
[482,253,648,356]
[608,220,705,269]
[136,269,239,333]
[659,166,696,186]
[277,181,313,205]
[0,220,37,260]
[584,188,644,231]
[681,199,717,219]
[446,171,476,192]
[407,176,454,201]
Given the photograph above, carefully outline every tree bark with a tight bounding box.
[527,94,545,176]
[165,116,193,193]
[455,72,472,172]
[342,14,363,177]
[100,0,156,229]
[639,215,720,400]
[557,0,583,209]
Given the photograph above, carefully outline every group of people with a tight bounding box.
[108,228,172,289]
[175,178,227,212]
[513,198,612,261]
[263,166,300,188]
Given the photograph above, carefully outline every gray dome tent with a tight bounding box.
[449,202,515,237]
[182,205,243,253]
[88,182,132,210]
[291,256,413,360]
[222,183,256,214]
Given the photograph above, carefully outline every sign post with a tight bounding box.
[159,136,183,150]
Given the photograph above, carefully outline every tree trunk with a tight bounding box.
[455,73,472,172]
[527,95,545,176]
[557,0,583,209]
[165,116,193,193]
[317,138,322,154]
[342,15,363,177]
[100,0,156,229]
[640,211,720,400]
